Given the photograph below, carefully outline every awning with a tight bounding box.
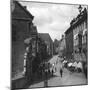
[72,62,78,67]
[68,63,73,67]
[77,62,83,68]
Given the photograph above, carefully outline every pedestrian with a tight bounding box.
[52,69,54,76]
[55,67,57,72]
[48,69,50,75]
[60,68,63,77]
[44,70,48,87]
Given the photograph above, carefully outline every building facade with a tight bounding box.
[12,1,35,78]
[71,8,87,61]
[65,27,73,60]
[65,7,87,62]
[38,33,53,57]
[53,39,59,55]
[58,35,66,57]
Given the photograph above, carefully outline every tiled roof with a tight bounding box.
[12,1,34,20]
[38,33,53,43]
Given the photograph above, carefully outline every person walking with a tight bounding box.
[60,63,63,77]
[44,70,48,87]
[60,68,63,77]
[55,67,57,72]
[52,69,54,76]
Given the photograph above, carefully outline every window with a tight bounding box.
[81,22,84,31]
[79,24,82,31]
[84,21,87,29]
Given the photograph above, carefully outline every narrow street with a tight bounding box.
[29,55,87,88]
[11,2,88,90]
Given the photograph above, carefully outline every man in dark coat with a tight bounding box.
[60,68,63,77]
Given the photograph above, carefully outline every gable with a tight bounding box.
[38,33,53,44]
[12,1,34,20]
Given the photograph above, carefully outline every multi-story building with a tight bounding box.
[65,6,87,62]
[53,39,59,55]
[71,7,87,61]
[65,26,73,60]
[12,1,41,89]
[12,1,36,78]
[58,35,66,57]
[38,33,53,57]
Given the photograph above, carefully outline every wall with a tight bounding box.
[73,20,87,53]
[58,36,66,57]
[12,76,27,90]
[12,20,28,77]
[12,1,34,78]
[65,28,73,60]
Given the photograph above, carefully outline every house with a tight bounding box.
[71,7,87,61]
[65,6,87,62]
[12,1,36,78]
[58,35,66,57]
[65,26,73,60]
[53,39,59,55]
[38,33,53,57]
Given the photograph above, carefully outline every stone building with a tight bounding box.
[12,1,36,77]
[58,35,66,57]
[65,6,87,62]
[71,7,87,61]
[53,39,59,55]
[38,33,53,57]
[65,26,73,60]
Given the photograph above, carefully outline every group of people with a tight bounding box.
[50,56,64,78]
[37,60,63,78]
[37,62,52,79]
[63,60,83,73]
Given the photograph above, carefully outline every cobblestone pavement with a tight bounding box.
[29,55,87,88]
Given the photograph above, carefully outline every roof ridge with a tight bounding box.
[15,1,34,19]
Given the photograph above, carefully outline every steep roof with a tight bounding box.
[38,33,53,43]
[65,27,72,35]
[12,1,34,20]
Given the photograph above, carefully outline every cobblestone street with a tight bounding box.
[29,55,87,88]
[11,2,88,89]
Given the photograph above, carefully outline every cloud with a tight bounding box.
[29,7,53,26]
[20,2,86,41]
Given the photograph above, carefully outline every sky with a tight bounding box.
[19,1,86,41]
